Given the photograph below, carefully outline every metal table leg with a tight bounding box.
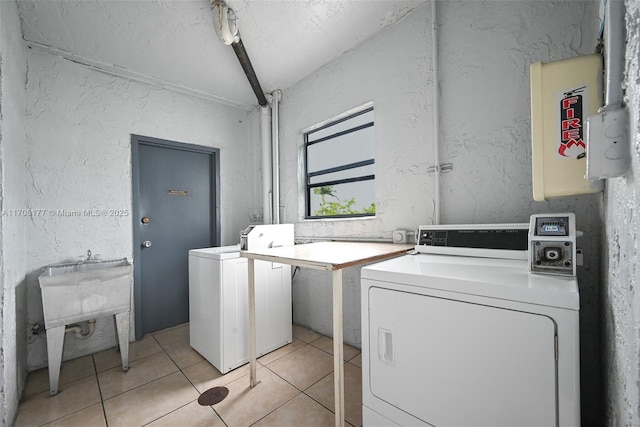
[248,258,257,387]
[332,269,345,427]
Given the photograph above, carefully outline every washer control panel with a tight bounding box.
[529,213,576,276]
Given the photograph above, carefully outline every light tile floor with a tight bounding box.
[16,324,362,427]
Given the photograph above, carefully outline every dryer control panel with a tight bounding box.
[529,213,576,276]
[415,223,529,260]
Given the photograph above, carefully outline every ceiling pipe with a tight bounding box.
[211,0,272,223]
[232,40,269,107]
[211,1,268,106]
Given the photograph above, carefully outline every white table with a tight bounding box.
[240,241,413,426]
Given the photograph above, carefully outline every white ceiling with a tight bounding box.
[17,0,427,109]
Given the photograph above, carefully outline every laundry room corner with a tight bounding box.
[21,48,256,371]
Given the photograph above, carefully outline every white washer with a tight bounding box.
[361,253,580,427]
[189,245,292,373]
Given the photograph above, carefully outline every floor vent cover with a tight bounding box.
[198,386,229,406]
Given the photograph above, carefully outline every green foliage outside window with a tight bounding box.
[313,185,375,216]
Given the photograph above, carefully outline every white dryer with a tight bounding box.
[361,251,580,426]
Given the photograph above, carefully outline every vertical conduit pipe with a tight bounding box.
[271,90,282,224]
[604,0,625,107]
[260,106,273,224]
[431,0,441,225]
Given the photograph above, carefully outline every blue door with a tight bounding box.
[132,135,220,338]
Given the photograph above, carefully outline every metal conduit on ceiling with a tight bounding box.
[212,0,278,225]
[212,0,268,106]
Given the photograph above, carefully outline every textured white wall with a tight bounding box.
[280,1,434,354]
[603,0,640,425]
[23,49,254,370]
[437,5,605,424]
[280,1,604,425]
[0,0,28,425]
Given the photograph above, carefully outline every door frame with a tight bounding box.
[131,134,221,339]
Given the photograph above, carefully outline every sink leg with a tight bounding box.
[45,325,65,396]
[114,312,130,371]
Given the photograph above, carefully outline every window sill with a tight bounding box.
[301,215,377,223]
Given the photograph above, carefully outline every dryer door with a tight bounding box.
[368,286,557,427]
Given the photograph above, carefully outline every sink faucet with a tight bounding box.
[87,249,94,261]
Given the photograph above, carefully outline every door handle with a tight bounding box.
[378,328,394,365]
[142,241,152,248]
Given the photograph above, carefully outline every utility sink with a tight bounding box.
[39,258,132,328]
[38,258,132,395]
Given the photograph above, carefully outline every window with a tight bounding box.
[304,106,375,219]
